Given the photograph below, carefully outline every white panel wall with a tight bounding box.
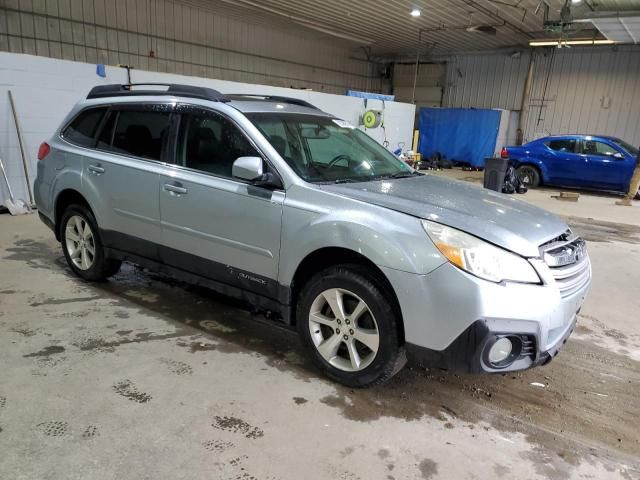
[0,53,415,203]
[0,0,377,95]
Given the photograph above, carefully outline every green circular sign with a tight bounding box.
[362,110,379,128]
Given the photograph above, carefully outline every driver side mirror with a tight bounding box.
[232,156,282,189]
[613,152,624,159]
[232,156,264,181]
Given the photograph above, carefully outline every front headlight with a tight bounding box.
[421,220,540,284]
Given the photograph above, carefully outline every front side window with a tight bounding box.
[547,139,576,153]
[611,138,638,157]
[62,108,107,147]
[247,113,412,183]
[176,110,258,178]
[99,109,171,161]
[582,140,617,157]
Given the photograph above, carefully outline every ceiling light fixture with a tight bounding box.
[411,8,421,17]
[529,39,616,46]
[570,0,582,4]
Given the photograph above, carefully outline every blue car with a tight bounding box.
[503,135,639,199]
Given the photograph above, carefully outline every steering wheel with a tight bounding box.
[327,154,351,168]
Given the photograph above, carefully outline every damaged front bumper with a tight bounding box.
[381,254,591,374]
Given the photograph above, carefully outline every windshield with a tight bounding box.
[247,113,413,183]
[611,138,639,157]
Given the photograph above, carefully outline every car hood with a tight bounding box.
[320,174,568,257]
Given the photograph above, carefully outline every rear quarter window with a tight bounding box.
[62,108,107,147]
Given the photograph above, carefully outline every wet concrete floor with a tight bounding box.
[0,214,638,479]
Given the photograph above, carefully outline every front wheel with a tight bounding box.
[516,165,541,188]
[296,266,406,387]
[60,204,121,281]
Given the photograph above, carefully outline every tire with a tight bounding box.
[60,204,121,281]
[516,165,541,188]
[296,265,406,387]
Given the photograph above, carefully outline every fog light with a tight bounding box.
[488,337,513,364]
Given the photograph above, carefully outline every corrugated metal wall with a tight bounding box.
[0,0,377,94]
[444,52,532,111]
[444,46,640,146]
[393,62,445,109]
[522,46,640,144]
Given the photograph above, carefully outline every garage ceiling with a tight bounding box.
[178,0,640,56]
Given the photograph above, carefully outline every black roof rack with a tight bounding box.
[87,83,227,102]
[225,94,319,110]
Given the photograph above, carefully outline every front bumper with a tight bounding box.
[405,314,577,373]
[380,256,590,374]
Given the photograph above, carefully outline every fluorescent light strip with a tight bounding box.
[529,39,617,46]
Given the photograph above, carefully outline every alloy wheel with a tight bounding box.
[65,215,96,270]
[308,288,380,372]
[518,167,535,185]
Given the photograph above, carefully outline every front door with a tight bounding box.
[579,138,629,190]
[159,105,284,299]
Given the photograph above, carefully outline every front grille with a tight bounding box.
[540,233,590,298]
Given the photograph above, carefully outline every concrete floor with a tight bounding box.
[1,182,639,479]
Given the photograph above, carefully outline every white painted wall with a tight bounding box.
[0,53,415,204]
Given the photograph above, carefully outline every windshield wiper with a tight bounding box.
[389,171,423,179]
[333,178,361,184]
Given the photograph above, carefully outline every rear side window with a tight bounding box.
[99,109,171,161]
[547,139,576,153]
[62,108,107,147]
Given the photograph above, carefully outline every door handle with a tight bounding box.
[163,183,188,195]
[88,164,105,175]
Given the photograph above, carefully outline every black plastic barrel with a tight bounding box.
[483,157,509,192]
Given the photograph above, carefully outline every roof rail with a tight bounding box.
[87,83,227,102]
[225,94,319,110]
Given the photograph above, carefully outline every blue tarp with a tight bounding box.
[346,90,395,101]
[418,108,501,167]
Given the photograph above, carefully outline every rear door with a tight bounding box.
[541,137,584,186]
[159,105,284,299]
[579,137,629,189]
[83,104,173,258]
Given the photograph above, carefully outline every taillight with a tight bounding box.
[500,147,508,159]
[38,142,50,160]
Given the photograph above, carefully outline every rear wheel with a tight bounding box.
[60,204,121,281]
[296,265,406,387]
[516,165,541,188]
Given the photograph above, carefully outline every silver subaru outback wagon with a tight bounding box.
[34,83,591,387]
